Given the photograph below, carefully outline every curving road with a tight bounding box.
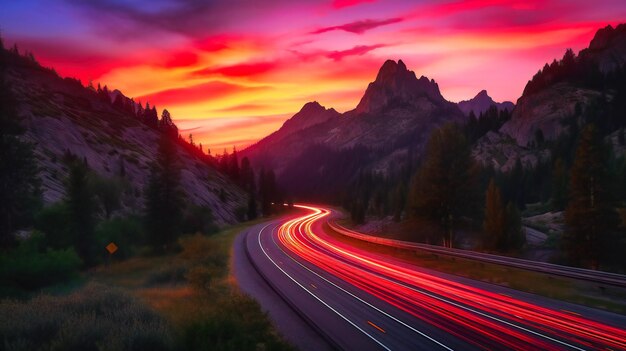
[237,205,626,351]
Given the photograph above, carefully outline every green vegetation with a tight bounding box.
[483,179,525,252]
[145,134,185,253]
[0,283,173,351]
[564,124,621,269]
[0,45,42,248]
[408,123,479,247]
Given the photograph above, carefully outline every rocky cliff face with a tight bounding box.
[499,23,626,147]
[585,23,626,73]
[499,84,602,146]
[7,56,245,225]
[241,60,464,192]
[354,59,446,114]
[457,90,514,116]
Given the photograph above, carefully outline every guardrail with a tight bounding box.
[327,221,626,288]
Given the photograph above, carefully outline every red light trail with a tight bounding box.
[273,205,626,350]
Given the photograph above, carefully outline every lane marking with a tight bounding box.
[368,321,386,334]
[255,223,392,351]
[270,222,455,351]
[291,212,588,351]
[310,283,317,289]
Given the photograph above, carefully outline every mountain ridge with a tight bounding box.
[457,90,514,116]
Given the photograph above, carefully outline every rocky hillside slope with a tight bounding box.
[6,52,245,224]
[500,23,626,147]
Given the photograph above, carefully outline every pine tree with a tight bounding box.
[564,124,619,268]
[247,192,258,221]
[65,160,96,265]
[551,158,568,210]
[240,157,255,192]
[259,168,277,216]
[408,123,478,247]
[483,179,505,250]
[219,149,229,174]
[0,46,42,247]
[228,147,239,181]
[145,134,184,253]
[159,109,178,138]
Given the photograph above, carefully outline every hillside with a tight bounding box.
[4,49,246,224]
[499,24,626,147]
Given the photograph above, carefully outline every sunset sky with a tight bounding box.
[2,0,626,151]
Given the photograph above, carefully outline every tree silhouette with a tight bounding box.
[564,124,619,268]
[483,179,505,250]
[65,160,96,266]
[408,123,478,247]
[145,134,184,253]
[0,45,41,247]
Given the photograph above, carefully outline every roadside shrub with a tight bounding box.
[178,234,226,268]
[34,203,72,249]
[178,234,226,293]
[143,263,188,287]
[182,205,219,235]
[95,216,144,260]
[0,283,173,351]
[180,293,294,351]
[0,234,81,293]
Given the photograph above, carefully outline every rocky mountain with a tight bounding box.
[499,23,626,147]
[5,50,246,224]
[457,90,514,116]
[241,59,464,197]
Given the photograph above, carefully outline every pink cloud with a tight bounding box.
[331,0,376,9]
[192,61,278,77]
[137,81,262,106]
[311,17,403,34]
[327,44,385,61]
[163,51,199,68]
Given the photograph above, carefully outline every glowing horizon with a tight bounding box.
[2,0,625,151]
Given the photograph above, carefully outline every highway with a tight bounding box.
[240,205,626,351]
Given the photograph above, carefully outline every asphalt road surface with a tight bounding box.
[235,205,626,351]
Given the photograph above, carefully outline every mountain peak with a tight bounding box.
[299,101,325,114]
[475,89,489,98]
[277,101,340,135]
[355,59,446,114]
[458,90,514,116]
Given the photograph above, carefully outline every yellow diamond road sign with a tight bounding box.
[106,242,118,254]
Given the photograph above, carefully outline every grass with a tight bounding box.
[326,222,626,315]
[0,219,294,351]
[89,219,294,350]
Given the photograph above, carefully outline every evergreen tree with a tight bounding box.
[551,158,568,210]
[159,109,178,138]
[564,124,619,268]
[483,179,505,250]
[240,157,255,192]
[408,123,478,247]
[145,134,184,252]
[219,149,229,174]
[65,160,96,265]
[0,46,41,247]
[247,192,258,221]
[228,147,240,181]
[259,168,277,216]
